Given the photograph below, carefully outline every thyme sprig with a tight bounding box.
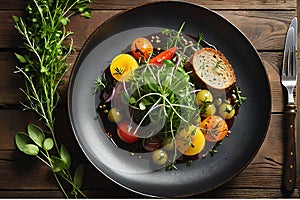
[13,0,92,198]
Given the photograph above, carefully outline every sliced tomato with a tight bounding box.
[117,122,138,143]
[200,115,229,142]
[110,54,138,82]
[149,46,177,65]
[131,37,153,61]
[176,126,205,156]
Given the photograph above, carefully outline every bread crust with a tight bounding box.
[184,47,236,90]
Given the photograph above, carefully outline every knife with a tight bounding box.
[281,18,298,196]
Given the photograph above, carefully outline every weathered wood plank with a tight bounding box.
[0,0,296,10]
[0,189,136,198]
[0,188,298,198]
[67,10,295,51]
[219,10,295,50]
[92,0,297,10]
[201,188,299,198]
[0,10,295,50]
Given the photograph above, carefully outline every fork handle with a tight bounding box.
[281,104,297,196]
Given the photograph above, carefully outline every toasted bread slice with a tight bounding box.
[185,47,236,90]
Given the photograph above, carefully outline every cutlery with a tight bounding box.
[281,18,297,195]
[289,17,297,51]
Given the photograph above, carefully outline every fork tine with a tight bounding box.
[282,51,287,77]
[292,45,296,77]
[287,49,291,76]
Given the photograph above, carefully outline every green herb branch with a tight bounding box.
[13,0,92,198]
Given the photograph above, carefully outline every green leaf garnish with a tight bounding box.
[28,124,45,148]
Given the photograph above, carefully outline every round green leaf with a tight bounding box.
[15,132,31,152]
[43,138,54,151]
[28,124,45,148]
[23,144,39,156]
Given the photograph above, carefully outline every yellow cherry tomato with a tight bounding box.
[176,126,206,156]
[152,149,168,166]
[219,103,235,119]
[108,107,122,123]
[200,103,216,117]
[110,54,138,82]
[196,89,213,106]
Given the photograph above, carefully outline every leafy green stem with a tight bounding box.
[13,0,92,198]
[53,172,70,198]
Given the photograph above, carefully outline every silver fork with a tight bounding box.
[281,26,297,196]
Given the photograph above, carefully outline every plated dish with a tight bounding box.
[95,24,246,170]
[68,1,271,197]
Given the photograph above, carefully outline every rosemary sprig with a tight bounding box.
[13,0,92,198]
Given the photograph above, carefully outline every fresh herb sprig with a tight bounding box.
[13,0,92,198]
[161,22,203,68]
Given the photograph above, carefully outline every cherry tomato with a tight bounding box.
[110,54,138,82]
[196,89,213,106]
[108,107,122,123]
[200,103,216,117]
[152,149,168,166]
[176,126,206,156]
[219,103,235,119]
[131,37,153,61]
[200,115,229,142]
[149,46,177,65]
[116,122,138,143]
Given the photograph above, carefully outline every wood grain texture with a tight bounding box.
[0,0,296,10]
[0,10,296,49]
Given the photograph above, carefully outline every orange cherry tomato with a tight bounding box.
[117,122,138,143]
[131,37,153,61]
[200,115,229,142]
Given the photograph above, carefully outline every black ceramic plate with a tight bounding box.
[68,1,271,197]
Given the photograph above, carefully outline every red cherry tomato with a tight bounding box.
[117,122,138,143]
[149,46,177,65]
[131,37,153,61]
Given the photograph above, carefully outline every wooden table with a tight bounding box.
[1,0,300,198]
